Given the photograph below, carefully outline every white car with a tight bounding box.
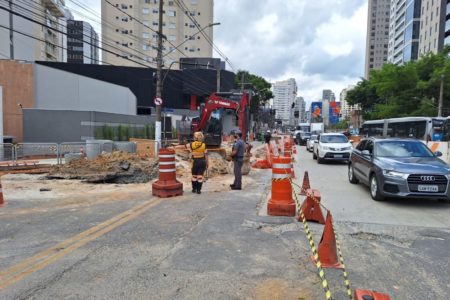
[306,134,318,152]
[313,133,353,163]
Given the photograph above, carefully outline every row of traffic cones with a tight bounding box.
[296,170,391,299]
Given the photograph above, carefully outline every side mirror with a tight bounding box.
[362,150,371,157]
[434,151,443,157]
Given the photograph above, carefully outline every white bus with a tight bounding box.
[361,117,447,141]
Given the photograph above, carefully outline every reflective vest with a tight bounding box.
[191,141,206,159]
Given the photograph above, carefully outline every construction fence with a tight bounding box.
[0,140,153,167]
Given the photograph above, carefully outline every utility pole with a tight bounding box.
[216,68,221,92]
[9,0,14,59]
[155,0,164,151]
[438,74,444,117]
[240,73,245,92]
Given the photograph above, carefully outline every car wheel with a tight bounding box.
[348,164,359,184]
[313,151,317,159]
[370,174,384,201]
[317,155,324,164]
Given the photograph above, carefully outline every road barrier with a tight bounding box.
[152,148,183,198]
[267,156,296,216]
[0,143,15,164]
[15,143,59,165]
[287,169,391,299]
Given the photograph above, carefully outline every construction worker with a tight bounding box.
[264,130,272,144]
[186,131,207,194]
[229,130,245,190]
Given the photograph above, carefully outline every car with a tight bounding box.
[296,132,311,145]
[313,133,353,163]
[306,134,318,152]
[348,137,450,201]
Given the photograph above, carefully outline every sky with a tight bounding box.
[66,0,368,106]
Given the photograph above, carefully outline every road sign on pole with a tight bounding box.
[154,97,163,106]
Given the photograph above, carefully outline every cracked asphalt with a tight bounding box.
[0,144,449,299]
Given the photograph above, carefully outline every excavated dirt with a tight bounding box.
[47,151,159,184]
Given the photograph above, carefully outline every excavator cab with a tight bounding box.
[203,110,223,147]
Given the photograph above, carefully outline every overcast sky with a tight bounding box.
[66,0,368,105]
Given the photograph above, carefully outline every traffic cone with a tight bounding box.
[0,180,4,205]
[290,162,296,179]
[298,189,325,224]
[354,289,391,300]
[315,211,343,269]
[298,171,311,195]
[267,156,296,216]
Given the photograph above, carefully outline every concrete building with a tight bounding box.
[388,0,422,65]
[339,85,360,119]
[418,0,448,56]
[364,0,390,78]
[67,20,99,64]
[322,89,335,101]
[272,78,297,126]
[101,0,214,68]
[291,96,305,126]
[0,0,68,62]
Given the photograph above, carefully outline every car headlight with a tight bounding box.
[383,170,409,179]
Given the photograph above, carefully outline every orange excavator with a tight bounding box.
[179,92,250,147]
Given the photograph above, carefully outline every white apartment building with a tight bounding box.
[418,0,449,56]
[101,0,214,68]
[388,0,421,65]
[364,0,390,78]
[273,78,297,126]
[291,96,306,125]
[339,85,360,119]
[0,0,68,62]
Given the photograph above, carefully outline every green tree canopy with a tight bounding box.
[235,70,273,114]
[347,46,450,120]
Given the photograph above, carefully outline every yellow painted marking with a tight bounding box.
[0,198,162,290]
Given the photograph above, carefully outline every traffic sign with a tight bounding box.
[154,97,163,105]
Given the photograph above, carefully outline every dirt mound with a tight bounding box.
[48,151,158,184]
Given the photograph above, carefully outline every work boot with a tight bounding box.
[197,182,203,194]
[192,181,197,193]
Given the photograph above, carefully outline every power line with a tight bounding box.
[174,0,236,71]
[8,0,157,66]
[0,2,153,68]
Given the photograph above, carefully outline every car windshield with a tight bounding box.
[301,133,311,137]
[375,141,435,157]
[320,135,348,143]
[311,135,318,141]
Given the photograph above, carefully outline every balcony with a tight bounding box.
[42,0,65,17]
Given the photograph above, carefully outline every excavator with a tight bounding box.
[179,92,250,148]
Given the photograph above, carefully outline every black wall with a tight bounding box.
[36,62,236,114]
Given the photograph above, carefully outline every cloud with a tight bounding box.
[214,0,368,107]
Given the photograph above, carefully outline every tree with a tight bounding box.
[235,70,273,114]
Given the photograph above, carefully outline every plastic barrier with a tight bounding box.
[267,156,296,216]
[152,148,183,198]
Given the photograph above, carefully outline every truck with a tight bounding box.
[310,123,324,135]
[178,92,250,147]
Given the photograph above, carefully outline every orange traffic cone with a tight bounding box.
[0,180,4,205]
[298,171,311,195]
[299,189,325,224]
[267,156,296,216]
[290,162,296,179]
[354,289,391,300]
[315,211,343,269]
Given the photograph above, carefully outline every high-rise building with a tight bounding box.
[339,85,360,119]
[388,0,422,65]
[0,0,68,62]
[273,78,297,126]
[101,0,214,68]
[364,0,390,78]
[418,0,449,56]
[292,96,306,125]
[67,20,99,64]
[322,89,335,101]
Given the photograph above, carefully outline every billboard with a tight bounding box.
[310,102,323,123]
[329,101,341,125]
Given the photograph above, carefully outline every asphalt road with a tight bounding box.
[0,145,449,299]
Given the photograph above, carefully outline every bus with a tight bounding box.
[361,117,448,141]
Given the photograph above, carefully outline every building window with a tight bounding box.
[142,8,149,14]
[168,22,176,29]
[143,32,149,38]
[167,35,176,41]
[167,10,176,17]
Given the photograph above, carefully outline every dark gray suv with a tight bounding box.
[348,137,450,201]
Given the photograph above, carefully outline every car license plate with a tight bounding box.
[418,185,439,192]
[334,154,343,158]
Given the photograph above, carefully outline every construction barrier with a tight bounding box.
[267,156,296,216]
[0,143,15,163]
[15,143,59,165]
[288,173,391,299]
[152,148,183,198]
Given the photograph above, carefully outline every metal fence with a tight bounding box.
[0,141,137,166]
